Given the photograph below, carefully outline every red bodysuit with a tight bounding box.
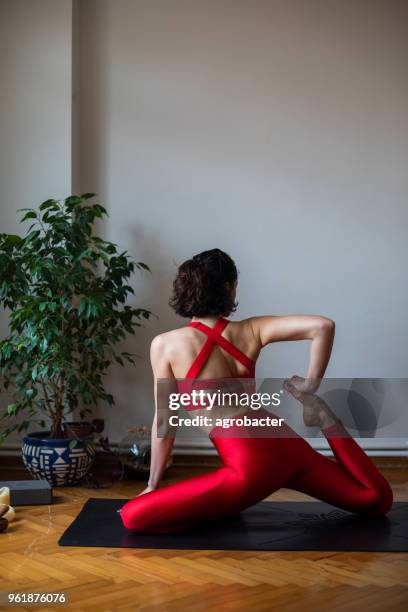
[119,318,393,533]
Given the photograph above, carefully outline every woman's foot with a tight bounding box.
[302,396,340,429]
[283,380,341,429]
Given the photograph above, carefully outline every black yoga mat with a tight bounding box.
[58,499,408,552]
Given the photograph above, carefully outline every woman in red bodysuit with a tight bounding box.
[119,249,393,533]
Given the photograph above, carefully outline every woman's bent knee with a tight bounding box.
[374,482,394,515]
[358,481,393,516]
[118,498,153,532]
[120,513,145,532]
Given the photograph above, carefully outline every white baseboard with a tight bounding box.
[1,440,408,458]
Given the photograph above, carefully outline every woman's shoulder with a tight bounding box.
[223,317,263,349]
[227,316,263,333]
[150,324,195,352]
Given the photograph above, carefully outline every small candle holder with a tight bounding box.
[0,486,10,506]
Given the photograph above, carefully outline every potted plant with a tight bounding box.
[0,194,152,486]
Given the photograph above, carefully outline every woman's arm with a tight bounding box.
[139,335,176,495]
[250,314,335,390]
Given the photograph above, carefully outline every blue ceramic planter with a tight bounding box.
[22,431,96,486]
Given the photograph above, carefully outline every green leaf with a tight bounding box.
[78,298,87,316]
[69,439,78,449]
[6,234,22,245]
[80,193,97,200]
[137,261,150,271]
[24,229,41,243]
[65,195,82,207]
[92,204,107,218]
[39,199,58,211]
[7,403,17,415]
[20,211,38,222]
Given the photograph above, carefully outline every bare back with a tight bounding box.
[160,318,261,379]
[151,313,335,385]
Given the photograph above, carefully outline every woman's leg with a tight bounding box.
[119,436,292,533]
[119,462,267,533]
[285,420,393,515]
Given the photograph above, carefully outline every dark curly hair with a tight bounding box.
[169,248,238,318]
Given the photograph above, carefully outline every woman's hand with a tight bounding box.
[284,375,321,395]
[137,485,156,497]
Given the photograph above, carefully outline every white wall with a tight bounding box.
[0,0,72,234]
[1,1,407,452]
[0,0,72,446]
[74,0,408,447]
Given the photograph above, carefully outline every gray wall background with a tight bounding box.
[0,0,72,448]
[0,0,72,240]
[1,0,407,451]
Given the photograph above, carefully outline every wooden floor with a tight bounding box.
[1,466,408,612]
